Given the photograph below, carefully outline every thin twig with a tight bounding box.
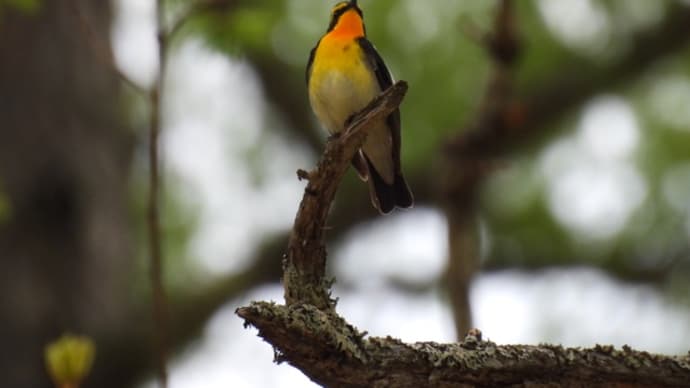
[148,0,169,387]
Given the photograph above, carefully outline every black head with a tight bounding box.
[327,0,363,32]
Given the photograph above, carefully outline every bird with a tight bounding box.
[306,0,413,214]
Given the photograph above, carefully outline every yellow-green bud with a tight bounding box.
[44,334,95,388]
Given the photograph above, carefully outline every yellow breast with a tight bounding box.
[308,37,380,134]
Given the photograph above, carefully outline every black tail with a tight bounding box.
[367,161,413,214]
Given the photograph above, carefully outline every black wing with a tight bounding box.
[356,37,393,89]
[305,41,320,85]
[357,37,402,173]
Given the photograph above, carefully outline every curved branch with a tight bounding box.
[281,81,409,309]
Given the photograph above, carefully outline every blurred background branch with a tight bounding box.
[450,1,690,157]
[147,0,169,386]
[442,0,521,339]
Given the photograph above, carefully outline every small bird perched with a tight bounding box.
[306,0,413,214]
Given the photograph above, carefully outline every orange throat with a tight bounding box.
[330,10,365,39]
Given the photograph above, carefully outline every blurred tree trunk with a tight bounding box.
[0,1,134,387]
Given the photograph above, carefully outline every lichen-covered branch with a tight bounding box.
[238,302,690,388]
[281,81,408,310]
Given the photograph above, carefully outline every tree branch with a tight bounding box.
[237,302,690,387]
[282,81,409,309]
[148,0,170,386]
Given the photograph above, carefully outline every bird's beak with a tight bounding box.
[350,0,357,5]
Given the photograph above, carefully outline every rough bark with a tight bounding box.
[238,302,690,388]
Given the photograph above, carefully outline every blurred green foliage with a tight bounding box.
[0,0,40,14]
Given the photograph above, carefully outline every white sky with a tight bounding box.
[111,1,690,387]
